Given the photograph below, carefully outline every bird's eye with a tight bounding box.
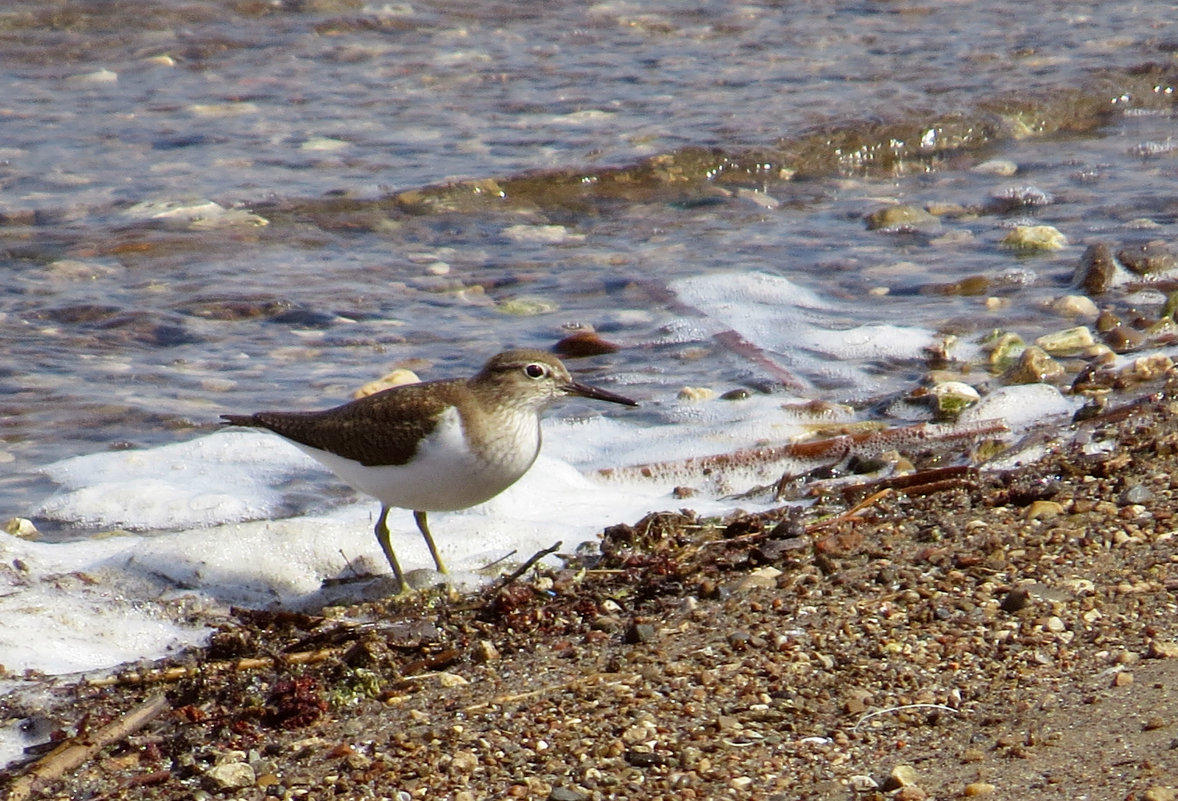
[524,363,546,379]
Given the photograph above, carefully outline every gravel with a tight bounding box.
[6,385,1178,800]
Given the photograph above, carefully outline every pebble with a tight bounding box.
[549,788,588,801]
[449,750,479,773]
[849,774,880,791]
[983,331,1025,370]
[4,517,39,539]
[1024,500,1064,521]
[883,764,920,790]
[1035,326,1095,356]
[1117,240,1177,275]
[972,159,1018,176]
[501,224,576,243]
[1004,346,1064,384]
[1144,787,1178,801]
[865,204,941,234]
[1050,294,1099,319]
[473,640,501,663]
[1074,242,1120,294]
[963,782,997,796]
[624,622,657,644]
[202,761,255,791]
[931,381,980,415]
[1000,587,1032,613]
[354,369,421,399]
[1147,640,1178,659]
[677,386,715,401]
[498,296,559,316]
[1001,225,1067,251]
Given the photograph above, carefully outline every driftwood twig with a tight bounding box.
[8,693,170,801]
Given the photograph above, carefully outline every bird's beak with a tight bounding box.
[566,381,638,407]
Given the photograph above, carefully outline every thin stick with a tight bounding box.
[485,541,562,596]
[806,488,894,532]
[7,694,170,801]
[85,647,340,689]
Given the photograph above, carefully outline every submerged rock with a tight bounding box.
[1117,240,1178,276]
[1002,224,1067,251]
[1074,242,1120,294]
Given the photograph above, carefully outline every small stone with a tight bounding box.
[1000,587,1032,613]
[1144,717,1168,731]
[449,750,478,773]
[1050,294,1099,319]
[549,788,588,801]
[849,775,880,792]
[1102,323,1145,353]
[3,518,39,539]
[1005,346,1064,384]
[1035,326,1095,356]
[972,159,1018,176]
[498,296,559,316]
[963,782,997,796]
[1074,242,1120,295]
[931,381,980,416]
[553,331,620,357]
[1002,225,1067,251]
[501,224,573,244]
[882,764,920,791]
[1147,640,1178,659]
[677,386,715,401]
[843,688,873,715]
[1117,240,1177,275]
[354,368,420,399]
[865,204,941,234]
[735,572,777,592]
[473,640,500,663]
[1112,671,1134,687]
[1120,484,1155,505]
[1025,500,1064,521]
[982,331,1025,370]
[203,762,255,791]
[960,748,985,763]
[624,622,657,644]
[727,631,752,650]
[1144,786,1177,801]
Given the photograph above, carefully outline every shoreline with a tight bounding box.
[5,385,1178,799]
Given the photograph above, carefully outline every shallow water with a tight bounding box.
[3,3,1178,536]
[4,1,1178,735]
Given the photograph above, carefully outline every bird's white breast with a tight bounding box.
[284,405,542,512]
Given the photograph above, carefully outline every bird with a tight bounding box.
[221,349,637,593]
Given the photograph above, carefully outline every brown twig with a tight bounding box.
[84,648,341,689]
[7,694,170,801]
[483,541,562,597]
[806,488,894,533]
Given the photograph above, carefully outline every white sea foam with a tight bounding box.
[0,271,1091,770]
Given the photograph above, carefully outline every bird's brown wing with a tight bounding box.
[221,379,469,467]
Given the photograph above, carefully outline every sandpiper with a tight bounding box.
[221,349,637,593]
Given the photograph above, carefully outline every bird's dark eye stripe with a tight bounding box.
[524,363,546,378]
